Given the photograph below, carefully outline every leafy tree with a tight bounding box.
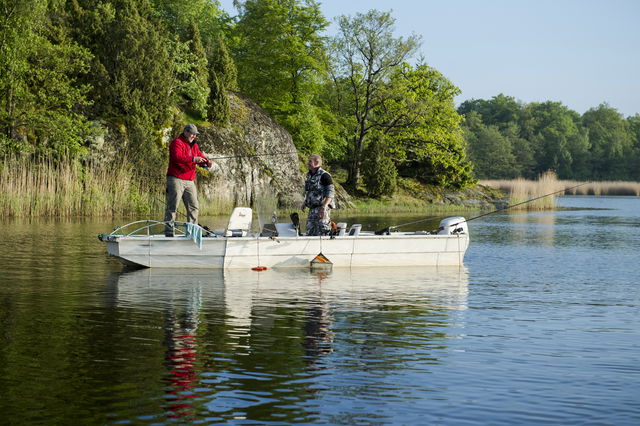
[182,21,209,118]
[367,63,474,189]
[362,133,397,197]
[208,71,229,126]
[0,0,92,156]
[582,104,633,180]
[232,0,330,152]
[463,112,518,179]
[150,0,224,46]
[531,102,590,179]
[209,34,237,91]
[69,0,175,165]
[458,94,522,130]
[330,10,420,190]
[627,114,640,180]
[207,34,236,126]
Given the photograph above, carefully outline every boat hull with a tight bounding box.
[103,233,469,269]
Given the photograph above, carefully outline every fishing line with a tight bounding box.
[376,181,591,234]
[461,181,591,225]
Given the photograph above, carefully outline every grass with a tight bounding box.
[0,156,162,218]
[0,156,257,218]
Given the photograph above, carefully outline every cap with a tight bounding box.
[184,123,200,135]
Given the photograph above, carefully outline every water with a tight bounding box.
[1,196,639,424]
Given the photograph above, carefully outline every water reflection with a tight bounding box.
[509,211,557,246]
[111,266,468,422]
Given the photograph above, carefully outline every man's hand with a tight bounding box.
[193,156,208,164]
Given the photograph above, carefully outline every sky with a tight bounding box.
[218,0,640,117]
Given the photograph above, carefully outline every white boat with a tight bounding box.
[98,207,469,269]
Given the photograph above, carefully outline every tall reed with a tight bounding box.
[482,176,640,200]
[483,171,562,210]
[0,156,163,218]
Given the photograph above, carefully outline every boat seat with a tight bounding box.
[213,207,253,237]
[275,223,298,237]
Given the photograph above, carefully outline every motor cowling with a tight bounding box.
[437,217,468,235]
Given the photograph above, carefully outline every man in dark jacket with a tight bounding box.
[301,154,335,236]
[164,124,210,237]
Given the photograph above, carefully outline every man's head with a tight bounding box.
[308,154,322,172]
[183,124,199,142]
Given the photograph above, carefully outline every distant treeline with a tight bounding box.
[1,0,637,213]
[460,95,640,181]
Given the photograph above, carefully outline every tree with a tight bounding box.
[458,94,522,130]
[582,104,633,180]
[0,0,92,156]
[627,114,640,180]
[208,71,229,126]
[363,133,397,197]
[207,34,236,126]
[463,112,518,179]
[150,0,224,46]
[69,0,175,165]
[209,34,237,91]
[330,10,420,190]
[362,63,474,189]
[518,101,589,179]
[232,0,331,152]
[182,21,209,118]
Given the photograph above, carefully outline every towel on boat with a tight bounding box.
[184,222,203,249]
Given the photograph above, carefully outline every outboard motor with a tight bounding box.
[437,217,468,235]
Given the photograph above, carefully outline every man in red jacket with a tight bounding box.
[164,124,210,237]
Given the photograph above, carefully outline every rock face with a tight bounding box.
[195,92,304,210]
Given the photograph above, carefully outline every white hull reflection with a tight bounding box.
[112,266,470,328]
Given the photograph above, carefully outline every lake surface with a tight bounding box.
[1,196,639,424]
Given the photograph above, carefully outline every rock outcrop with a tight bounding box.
[195,92,305,210]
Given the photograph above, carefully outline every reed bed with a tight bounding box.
[0,156,163,218]
[481,174,640,210]
[558,181,640,196]
[481,171,562,210]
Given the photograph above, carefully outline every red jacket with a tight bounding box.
[166,134,206,181]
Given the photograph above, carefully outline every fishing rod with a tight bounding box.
[456,181,591,226]
[205,151,298,160]
[375,181,591,235]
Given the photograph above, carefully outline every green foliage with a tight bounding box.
[281,98,325,155]
[380,63,475,189]
[0,0,93,156]
[150,0,224,47]
[628,114,640,180]
[209,34,237,90]
[330,10,420,189]
[582,104,633,180]
[362,135,397,197]
[180,22,210,118]
[525,101,590,179]
[459,95,616,181]
[67,0,177,170]
[233,0,331,151]
[463,112,519,179]
[208,72,230,126]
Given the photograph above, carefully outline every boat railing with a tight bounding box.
[102,220,191,238]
